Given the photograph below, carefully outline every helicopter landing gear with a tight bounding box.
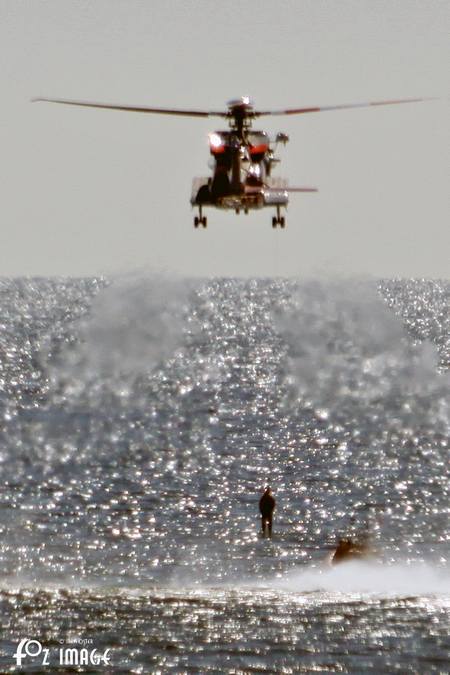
[194,207,207,228]
[194,216,207,228]
[272,207,286,228]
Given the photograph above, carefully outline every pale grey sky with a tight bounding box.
[1,0,448,277]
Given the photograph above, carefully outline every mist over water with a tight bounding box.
[0,276,448,672]
[275,279,449,438]
[270,560,450,597]
[72,273,193,376]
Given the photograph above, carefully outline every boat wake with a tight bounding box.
[267,560,450,598]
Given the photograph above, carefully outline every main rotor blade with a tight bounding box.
[256,97,433,116]
[31,97,227,118]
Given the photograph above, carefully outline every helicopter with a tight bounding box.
[33,94,429,229]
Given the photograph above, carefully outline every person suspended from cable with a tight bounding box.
[259,486,276,538]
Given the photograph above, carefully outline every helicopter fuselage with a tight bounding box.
[191,128,290,228]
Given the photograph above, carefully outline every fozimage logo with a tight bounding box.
[13,638,111,668]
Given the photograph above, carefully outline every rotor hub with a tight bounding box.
[226,97,256,135]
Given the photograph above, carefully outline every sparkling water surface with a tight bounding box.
[0,277,449,673]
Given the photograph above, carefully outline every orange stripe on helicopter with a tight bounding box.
[249,144,269,155]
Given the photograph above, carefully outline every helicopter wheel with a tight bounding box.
[194,216,199,228]
[202,217,207,228]
[272,216,277,228]
[280,216,286,228]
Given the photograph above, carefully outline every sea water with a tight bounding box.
[0,276,448,673]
